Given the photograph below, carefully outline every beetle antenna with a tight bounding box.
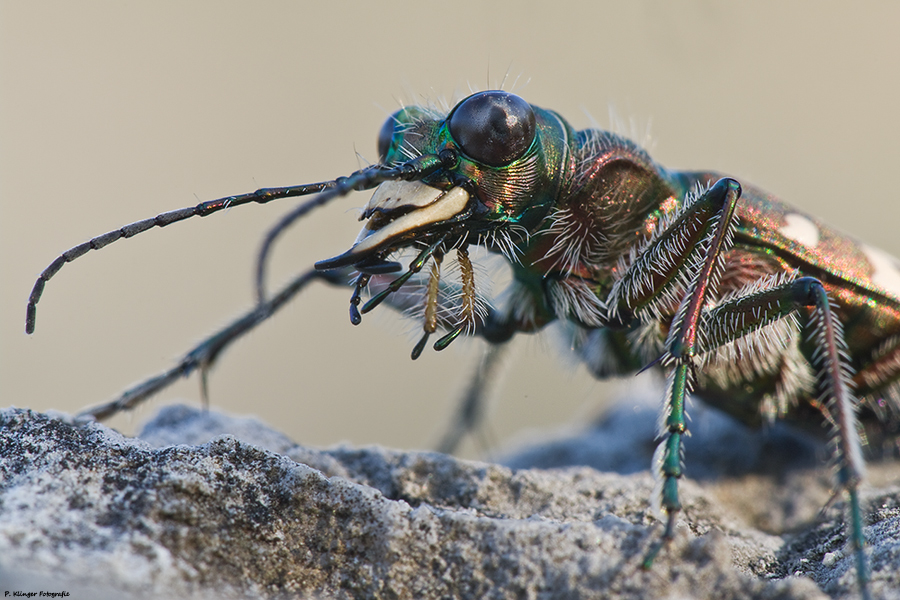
[26,180,331,334]
[27,153,448,334]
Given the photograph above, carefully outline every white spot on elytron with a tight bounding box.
[779,213,820,247]
[862,244,900,298]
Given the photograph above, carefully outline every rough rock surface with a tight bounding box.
[1,402,898,599]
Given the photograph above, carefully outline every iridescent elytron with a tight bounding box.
[27,91,899,598]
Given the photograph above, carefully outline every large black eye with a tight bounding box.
[448,91,536,167]
[377,112,398,162]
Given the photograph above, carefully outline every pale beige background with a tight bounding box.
[2,2,899,457]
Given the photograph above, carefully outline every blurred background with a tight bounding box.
[2,2,899,458]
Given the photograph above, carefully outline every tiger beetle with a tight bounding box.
[26,90,899,599]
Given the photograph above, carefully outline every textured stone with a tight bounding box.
[1,403,898,599]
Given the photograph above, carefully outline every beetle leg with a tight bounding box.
[601,178,742,565]
[636,179,741,567]
[798,279,868,597]
[704,276,868,597]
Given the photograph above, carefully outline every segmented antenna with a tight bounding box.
[26,153,450,333]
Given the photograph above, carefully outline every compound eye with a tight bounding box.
[377,113,398,162]
[448,91,536,167]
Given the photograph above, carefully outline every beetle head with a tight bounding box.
[315,91,571,272]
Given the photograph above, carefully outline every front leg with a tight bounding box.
[610,177,742,565]
[601,178,735,554]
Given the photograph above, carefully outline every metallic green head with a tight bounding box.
[317,91,573,270]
